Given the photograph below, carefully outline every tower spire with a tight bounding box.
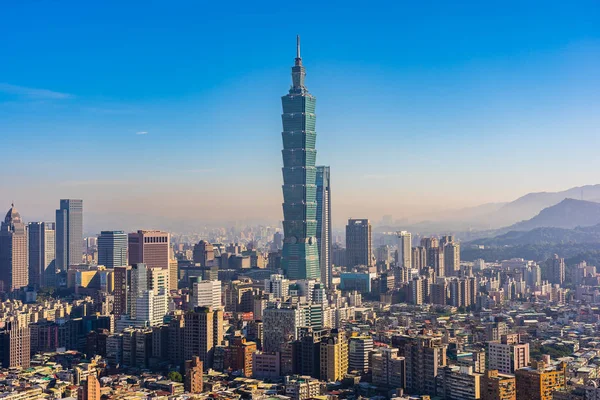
[295,35,302,66]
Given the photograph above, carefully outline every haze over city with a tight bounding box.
[2,1,599,232]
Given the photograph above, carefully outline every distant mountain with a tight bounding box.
[470,224,600,247]
[505,198,600,231]
[483,185,600,228]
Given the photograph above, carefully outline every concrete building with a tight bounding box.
[0,204,28,292]
[515,359,567,400]
[319,330,348,382]
[0,320,30,368]
[480,369,516,400]
[428,246,445,278]
[77,372,101,400]
[346,219,372,267]
[436,365,481,400]
[228,335,257,377]
[55,199,83,272]
[98,230,127,268]
[184,356,203,394]
[284,375,324,400]
[487,334,530,375]
[113,265,131,317]
[264,274,290,298]
[193,240,214,266]
[27,221,55,288]
[444,242,461,276]
[263,305,302,353]
[191,279,222,309]
[372,347,406,389]
[405,335,447,396]
[348,335,374,373]
[252,351,281,379]
[184,306,224,369]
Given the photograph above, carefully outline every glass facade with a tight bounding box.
[280,37,320,280]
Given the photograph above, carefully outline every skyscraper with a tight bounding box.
[98,231,127,268]
[128,230,170,269]
[280,36,320,280]
[55,199,83,271]
[0,204,28,292]
[28,222,56,288]
[397,231,412,268]
[346,219,372,268]
[316,165,332,288]
[184,306,224,369]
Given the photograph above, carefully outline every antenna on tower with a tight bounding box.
[296,35,301,59]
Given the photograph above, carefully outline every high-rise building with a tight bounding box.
[515,359,566,400]
[428,246,445,277]
[264,274,290,299]
[487,334,530,375]
[98,231,127,268]
[412,246,426,270]
[128,230,170,270]
[0,320,30,368]
[405,335,447,396]
[184,356,203,394]
[319,330,348,383]
[292,328,329,378]
[184,306,224,369]
[77,372,100,400]
[316,166,332,288]
[397,231,412,269]
[193,240,215,266]
[480,370,516,400]
[113,265,131,317]
[346,219,372,268]
[371,347,406,389]
[263,305,302,353]
[55,199,83,271]
[228,335,257,377]
[0,204,28,292]
[27,222,55,289]
[436,365,481,400]
[191,279,222,309]
[348,336,374,373]
[444,242,461,276]
[545,254,565,285]
[280,36,320,281]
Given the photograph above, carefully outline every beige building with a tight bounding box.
[0,204,28,292]
[480,369,516,400]
[319,330,348,382]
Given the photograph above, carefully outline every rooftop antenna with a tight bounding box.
[296,35,301,59]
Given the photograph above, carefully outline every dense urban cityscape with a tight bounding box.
[1,4,599,400]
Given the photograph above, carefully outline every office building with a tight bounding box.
[348,335,374,373]
[128,230,170,270]
[397,231,412,269]
[55,199,83,271]
[184,307,224,369]
[319,330,348,382]
[372,347,406,389]
[480,369,516,400]
[184,357,203,394]
[252,351,281,379]
[545,254,565,285]
[346,219,372,267]
[0,204,28,292]
[316,165,332,288]
[428,246,445,277]
[193,240,214,266]
[264,274,290,298]
[28,222,56,289]
[515,359,566,400]
[98,230,127,268]
[412,246,426,270]
[280,36,320,281]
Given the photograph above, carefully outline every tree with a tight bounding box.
[168,371,183,383]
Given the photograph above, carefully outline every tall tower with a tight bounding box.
[346,219,372,268]
[28,222,56,288]
[55,199,83,271]
[397,231,412,269]
[0,204,28,292]
[280,36,320,280]
[316,166,332,287]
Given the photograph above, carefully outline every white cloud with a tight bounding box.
[136,131,148,135]
[0,83,73,100]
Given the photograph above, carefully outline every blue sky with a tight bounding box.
[1,1,599,231]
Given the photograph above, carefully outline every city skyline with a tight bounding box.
[1,1,599,230]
